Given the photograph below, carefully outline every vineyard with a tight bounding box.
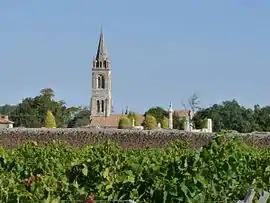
[1,133,270,202]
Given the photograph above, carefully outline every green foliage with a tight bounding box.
[161,117,169,128]
[143,114,157,130]
[192,100,266,133]
[67,107,91,128]
[127,111,140,126]
[118,117,131,129]
[45,111,57,128]
[0,136,270,202]
[173,113,185,130]
[3,88,78,128]
[144,106,168,124]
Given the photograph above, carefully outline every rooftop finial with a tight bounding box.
[169,102,173,112]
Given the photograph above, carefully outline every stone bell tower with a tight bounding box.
[90,29,112,117]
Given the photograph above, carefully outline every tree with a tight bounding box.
[45,110,57,128]
[188,93,201,113]
[172,114,185,130]
[253,105,270,131]
[143,115,157,130]
[161,117,169,129]
[127,111,140,126]
[11,88,75,128]
[67,108,91,128]
[144,107,167,124]
[0,105,17,115]
[40,88,55,98]
[192,100,256,133]
[118,117,131,129]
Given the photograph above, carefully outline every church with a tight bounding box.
[89,30,144,128]
[89,30,188,128]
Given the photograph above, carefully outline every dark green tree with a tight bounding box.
[67,107,91,128]
[193,100,256,133]
[144,106,168,124]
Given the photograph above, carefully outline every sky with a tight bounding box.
[1,0,270,114]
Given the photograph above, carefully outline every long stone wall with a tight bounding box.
[0,128,215,149]
[0,128,269,149]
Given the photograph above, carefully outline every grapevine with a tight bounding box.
[0,135,269,202]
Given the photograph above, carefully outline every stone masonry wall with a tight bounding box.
[0,128,214,149]
[0,128,269,149]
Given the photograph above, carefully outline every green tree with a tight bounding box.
[67,107,91,128]
[161,117,169,128]
[127,111,140,126]
[253,105,270,131]
[172,113,185,130]
[193,100,256,133]
[144,106,168,124]
[0,104,17,115]
[143,115,157,130]
[11,88,75,128]
[118,117,131,129]
[45,110,57,128]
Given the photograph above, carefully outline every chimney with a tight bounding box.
[4,115,8,120]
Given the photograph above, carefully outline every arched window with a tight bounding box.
[103,61,107,68]
[96,61,99,68]
[101,100,105,112]
[97,75,105,89]
[97,100,100,113]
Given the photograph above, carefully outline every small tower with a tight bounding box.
[90,29,112,117]
[168,102,173,129]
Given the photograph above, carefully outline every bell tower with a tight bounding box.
[90,29,112,117]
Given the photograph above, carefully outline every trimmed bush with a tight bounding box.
[162,117,169,128]
[143,115,157,130]
[118,117,131,129]
[45,110,57,128]
[127,112,141,126]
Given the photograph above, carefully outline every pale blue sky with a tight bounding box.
[1,0,270,114]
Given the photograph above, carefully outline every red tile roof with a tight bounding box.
[173,110,189,117]
[0,118,14,124]
[89,110,187,128]
[90,114,144,128]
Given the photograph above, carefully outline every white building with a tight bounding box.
[0,115,14,128]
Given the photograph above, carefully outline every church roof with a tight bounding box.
[173,110,189,117]
[95,29,108,61]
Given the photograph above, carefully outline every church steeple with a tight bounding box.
[90,29,112,117]
[95,29,108,61]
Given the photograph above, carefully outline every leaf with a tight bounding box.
[103,167,109,178]
[82,164,88,176]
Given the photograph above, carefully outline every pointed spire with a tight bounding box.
[95,28,108,61]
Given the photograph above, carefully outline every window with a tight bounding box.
[101,100,105,112]
[96,61,99,68]
[103,61,107,68]
[97,75,105,89]
[97,100,100,112]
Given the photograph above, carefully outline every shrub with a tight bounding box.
[143,115,157,130]
[127,112,141,126]
[45,110,57,128]
[162,117,169,128]
[118,117,131,129]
